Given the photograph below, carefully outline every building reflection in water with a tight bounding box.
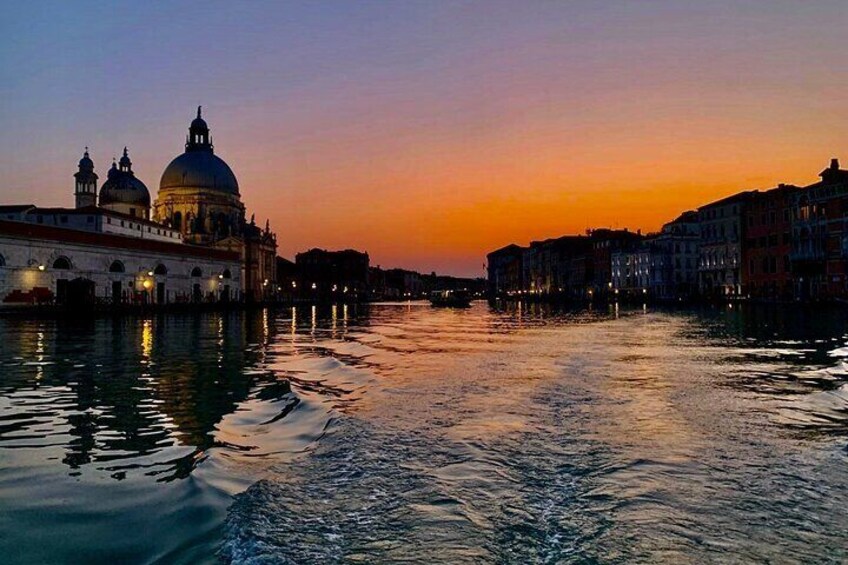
[0,303,844,486]
[0,310,292,482]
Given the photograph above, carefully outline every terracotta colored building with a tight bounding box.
[744,184,800,300]
[791,159,848,300]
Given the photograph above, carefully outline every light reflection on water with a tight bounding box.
[0,303,846,564]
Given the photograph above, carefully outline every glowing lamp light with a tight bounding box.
[291,281,297,288]
[147,271,154,277]
[37,265,45,271]
[142,280,152,290]
[311,283,317,290]
[219,274,224,280]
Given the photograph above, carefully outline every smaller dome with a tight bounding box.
[100,175,151,207]
[100,149,150,207]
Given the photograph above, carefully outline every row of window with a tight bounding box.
[748,255,790,275]
[747,209,790,227]
[746,233,791,248]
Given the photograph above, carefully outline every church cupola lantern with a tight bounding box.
[118,146,133,172]
[186,106,213,152]
[74,147,99,208]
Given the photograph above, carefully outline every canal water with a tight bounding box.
[0,303,846,564]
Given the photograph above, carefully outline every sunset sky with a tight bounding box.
[1,1,845,276]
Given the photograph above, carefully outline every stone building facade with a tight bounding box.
[744,184,799,300]
[698,192,752,298]
[790,159,848,300]
[0,220,240,306]
[0,107,278,305]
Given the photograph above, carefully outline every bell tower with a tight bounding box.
[74,147,98,208]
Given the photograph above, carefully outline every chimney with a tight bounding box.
[831,158,840,170]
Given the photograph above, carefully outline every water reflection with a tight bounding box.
[0,304,846,564]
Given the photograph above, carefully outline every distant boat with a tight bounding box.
[429,289,472,308]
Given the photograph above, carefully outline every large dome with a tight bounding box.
[160,151,240,195]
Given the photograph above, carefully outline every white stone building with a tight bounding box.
[0,220,240,306]
[0,107,280,307]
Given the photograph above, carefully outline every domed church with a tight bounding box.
[153,107,277,300]
[154,107,244,243]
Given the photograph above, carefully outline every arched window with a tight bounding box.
[154,264,168,275]
[53,256,71,270]
[222,269,232,279]
[191,267,202,277]
[0,253,5,267]
[109,260,125,273]
[173,212,182,231]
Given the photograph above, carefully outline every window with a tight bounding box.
[0,253,5,267]
[190,267,202,277]
[222,269,232,279]
[153,264,168,275]
[120,220,125,227]
[109,260,125,273]
[107,217,112,224]
[52,257,71,270]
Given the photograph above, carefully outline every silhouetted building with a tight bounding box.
[590,228,643,298]
[611,238,653,298]
[790,158,848,300]
[698,192,753,298]
[744,184,800,300]
[653,211,700,300]
[487,244,525,296]
[295,248,369,301]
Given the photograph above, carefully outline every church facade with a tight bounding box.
[153,108,277,301]
[0,108,277,307]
